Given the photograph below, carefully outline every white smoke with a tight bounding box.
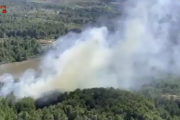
[1,0,180,99]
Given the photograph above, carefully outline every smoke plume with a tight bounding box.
[1,0,180,99]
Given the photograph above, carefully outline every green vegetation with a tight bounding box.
[137,78,180,120]
[0,0,119,63]
[0,88,162,120]
[1,79,180,120]
[138,78,180,98]
[2,1,180,120]
[0,38,41,62]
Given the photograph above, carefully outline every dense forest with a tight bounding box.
[0,0,119,63]
[137,78,180,120]
[0,88,163,120]
[1,81,180,120]
[0,38,41,62]
[1,1,180,120]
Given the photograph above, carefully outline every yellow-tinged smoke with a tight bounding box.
[1,0,180,99]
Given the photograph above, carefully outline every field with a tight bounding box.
[0,59,40,77]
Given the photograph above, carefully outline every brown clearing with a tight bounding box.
[0,59,40,78]
[0,39,54,78]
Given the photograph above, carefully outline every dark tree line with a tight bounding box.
[1,78,180,120]
[0,88,162,120]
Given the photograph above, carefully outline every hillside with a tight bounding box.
[0,0,120,63]
[1,81,180,120]
[137,78,180,120]
[1,0,180,120]
[0,88,162,120]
